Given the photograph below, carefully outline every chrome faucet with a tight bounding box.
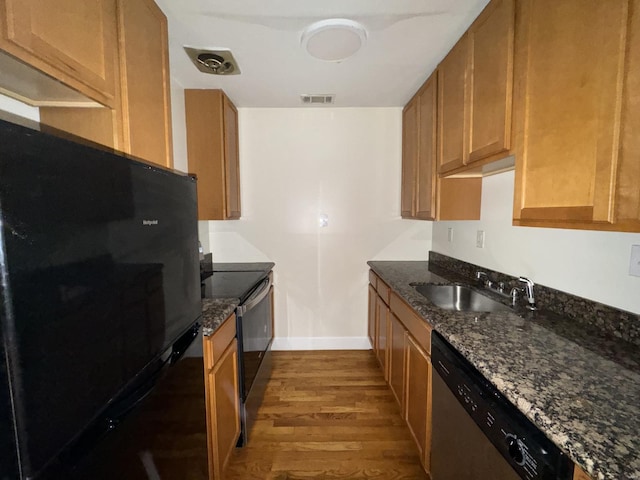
[518,277,537,310]
[476,271,492,288]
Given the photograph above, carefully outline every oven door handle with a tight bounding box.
[240,275,272,315]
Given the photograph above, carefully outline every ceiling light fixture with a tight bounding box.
[301,19,367,62]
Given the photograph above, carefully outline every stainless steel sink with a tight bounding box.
[413,284,512,312]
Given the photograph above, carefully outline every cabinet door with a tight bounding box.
[405,334,432,472]
[368,284,377,349]
[616,0,640,232]
[438,36,468,173]
[401,98,418,218]
[375,295,389,380]
[512,0,628,225]
[207,338,240,480]
[388,312,406,413]
[467,0,514,163]
[185,89,241,220]
[0,0,118,106]
[416,75,437,220]
[117,0,173,168]
[223,95,241,219]
[573,465,592,480]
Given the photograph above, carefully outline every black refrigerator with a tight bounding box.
[0,116,203,479]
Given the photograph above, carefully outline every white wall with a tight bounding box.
[0,94,40,121]
[201,108,432,349]
[432,170,640,314]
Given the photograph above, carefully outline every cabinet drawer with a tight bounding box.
[369,270,378,289]
[376,278,390,306]
[390,293,431,355]
[204,313,237,369]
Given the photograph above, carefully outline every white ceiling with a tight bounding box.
[154,0,490,108]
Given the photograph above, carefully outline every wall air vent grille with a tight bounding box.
[301,94,335,105]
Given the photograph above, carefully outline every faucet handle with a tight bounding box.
[476,271,493,288]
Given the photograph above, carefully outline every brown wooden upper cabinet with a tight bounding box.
[467,0,514,164]
[402,72,482,221]
[2,0,174,169]
[512,0,640,232]
[438,0,515,174]
[401,95,420,218]
[116,0,173,169]
[0,0,118,108]
[437,36,468,174]
[185,89,241,220]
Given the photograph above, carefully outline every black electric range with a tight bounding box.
[200,262,275,447]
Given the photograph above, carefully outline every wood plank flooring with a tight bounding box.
[224,350,428,480]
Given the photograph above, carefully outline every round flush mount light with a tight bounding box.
[301,19,367,62]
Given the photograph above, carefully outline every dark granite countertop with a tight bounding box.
[368,260,640,480]
[201,298,238,336]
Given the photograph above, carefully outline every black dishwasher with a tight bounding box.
[430,331,574,480]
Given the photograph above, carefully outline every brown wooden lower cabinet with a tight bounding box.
[405,334,432,471]
[203,313,240,480]
[388,312,406,414]
[368,284,377,349]
[375,295,389,379]
[367,272,433,476]
[573,465,592,480]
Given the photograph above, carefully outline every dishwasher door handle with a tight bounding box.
[240,276,272,315]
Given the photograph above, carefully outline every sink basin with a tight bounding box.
[413,284,512,313]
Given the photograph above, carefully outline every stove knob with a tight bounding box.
[506,434,525,465]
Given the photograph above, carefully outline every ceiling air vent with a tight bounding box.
[301,94,335,105]
[184,47,241,75]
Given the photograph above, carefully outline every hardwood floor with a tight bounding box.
[224,350,428,480]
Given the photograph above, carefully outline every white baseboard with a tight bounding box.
[271,336,372,351]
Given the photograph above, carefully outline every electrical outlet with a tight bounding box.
[476,230,485,248]
[447,228,454,243]
[630,245,640,277]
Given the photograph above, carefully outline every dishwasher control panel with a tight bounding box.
[432,332,574,480]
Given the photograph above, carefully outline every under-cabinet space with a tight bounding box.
[185,89,241,220]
